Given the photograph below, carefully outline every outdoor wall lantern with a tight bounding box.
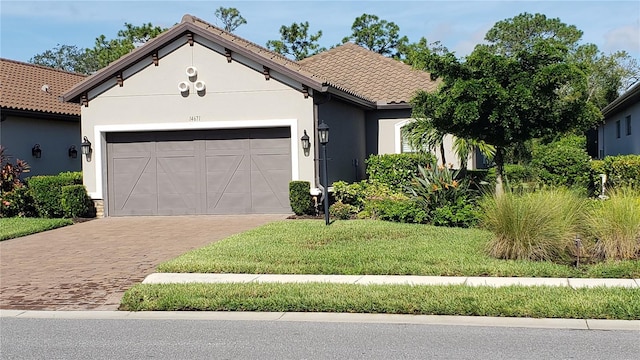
[68,145,78,159]
[81,136,92,160]
[318,121,330,225]
[32,144,42,158]
[300,130,310,157]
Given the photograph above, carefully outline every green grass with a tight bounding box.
[158,220,639,278]
[0,217,73,241]
[120,283,640,320]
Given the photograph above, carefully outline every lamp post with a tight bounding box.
[318,121,330,225]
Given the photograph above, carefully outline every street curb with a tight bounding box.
[1,310,638,331]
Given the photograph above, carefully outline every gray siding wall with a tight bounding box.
[318,99,366,184]
[599,101,640,157]
[0,115,81,177]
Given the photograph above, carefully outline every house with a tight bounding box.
[598,82,640,157]
[0,58,86,176]
[61,14,467,217]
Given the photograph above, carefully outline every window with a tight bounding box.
[400,131,416,153]
[616,120,621,138]
[626,115,631,136]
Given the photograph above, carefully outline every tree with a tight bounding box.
[29,44,94,74]
[266,22,325,60]
[214,7,247,32]
[342,13,408,56]
[412,39,601,194]
[485,12,583,57]
[87,22,166,71]
[30,23,166,74]
[485,12,639,109]
[398,37,448,68]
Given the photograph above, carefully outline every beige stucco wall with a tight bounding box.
[0,115,81,177]
[80,39,315,199]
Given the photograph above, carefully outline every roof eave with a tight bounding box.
[61,22,327,103]
[376,102,412,110]
[602,82,640,117]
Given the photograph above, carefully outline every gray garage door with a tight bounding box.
[106,128,291,216]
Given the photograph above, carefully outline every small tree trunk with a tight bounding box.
[494,147,505,196]
[440,142,446,167]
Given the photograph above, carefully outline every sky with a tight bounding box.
[1,0,639,64]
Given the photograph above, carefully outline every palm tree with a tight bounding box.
[402,117,447,166]
[453,137,495,171]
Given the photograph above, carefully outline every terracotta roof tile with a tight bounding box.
[299,43,439,104]
[0,58,85,116]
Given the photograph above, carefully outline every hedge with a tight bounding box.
[593,155,640,193]
[61,185,92,218]
[289,181,314,216]
[365,153,436,191]
[27,172,82,218]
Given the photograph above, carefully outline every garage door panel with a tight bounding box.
[108,128,291,216]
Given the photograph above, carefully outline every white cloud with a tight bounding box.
[603,22,640,54]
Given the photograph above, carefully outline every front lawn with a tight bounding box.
[120,282,640,319]
[0,218,73,241]
[158,220,639,278]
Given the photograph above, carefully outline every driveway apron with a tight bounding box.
[0,215,286,310]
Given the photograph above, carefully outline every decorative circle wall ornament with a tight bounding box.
[194,80,206,92]
[186,66,198,78]
[178,81,190,93]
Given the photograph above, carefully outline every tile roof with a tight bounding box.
[299,43,439,105]
[0,58,85,117]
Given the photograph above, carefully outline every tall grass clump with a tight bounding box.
[479,188,585,261]
[584,187,640,260]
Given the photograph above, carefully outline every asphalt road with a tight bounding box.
[2,317,638,359]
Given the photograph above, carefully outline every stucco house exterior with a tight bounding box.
[598,82,640,158]
[61,14,468,217]
[1,58,86,176]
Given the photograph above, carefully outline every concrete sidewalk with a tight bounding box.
[143,273,640,288]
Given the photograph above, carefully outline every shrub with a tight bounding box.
[405,160,480,227]
[431,198,480,228]
[364,198,428,224]
[329,200,358,220]
[530,135,591,190]
[602,155,640,189]
[365,153,435,191]
[61,185,92,218]
[1,146,30,194]
[479,188,586,262]
[289,181,313,215]
[583,187,640,260]
[1,185,36,218]
[503,164,538,190]
[28,173,81,218]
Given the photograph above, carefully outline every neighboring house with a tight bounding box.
[60,14,469,217]
[0,58,86,176]
[598,82,640,158]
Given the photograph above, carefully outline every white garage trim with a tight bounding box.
[91,119,298,199]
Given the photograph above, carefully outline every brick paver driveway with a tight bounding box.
[0,215,286,310]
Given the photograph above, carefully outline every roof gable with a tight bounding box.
[299,43,438,105]
[0,58,85,117]
[61,14,437,109]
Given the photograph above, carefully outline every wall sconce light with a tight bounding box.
[32,144,42,158]
[300,130,310,157]
[68,145,78,159]
[81,136,92,160]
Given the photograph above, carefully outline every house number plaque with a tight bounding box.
[189,115,201,122]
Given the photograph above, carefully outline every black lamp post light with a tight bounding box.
[318,121,330,225]
[31,144,42,158]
